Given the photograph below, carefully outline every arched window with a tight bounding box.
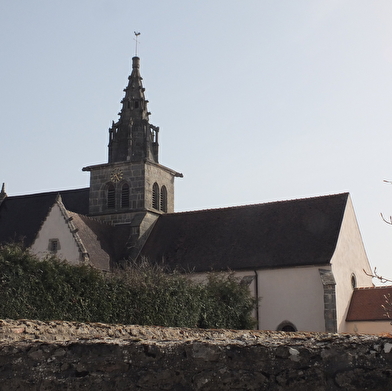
[351,273,357,289]
[152,182,159,210]
[121,183,130,208]
[277,321,297,332]
[160,185,167,212]
[107,184,115,209]
[280,324,296,332]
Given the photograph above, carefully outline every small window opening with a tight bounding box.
[121,183,130,208]
[107,184,115,209]
[152,183,159,210]
[277,321,297,332]
[351,274,357,289]
[134,100,139,109]
[281,325,296,332]
[160,185,167,212]
[48,239,60,253]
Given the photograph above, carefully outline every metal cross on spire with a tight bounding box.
[134,31,141,56]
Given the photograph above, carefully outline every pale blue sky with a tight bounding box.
[1,1,392,281]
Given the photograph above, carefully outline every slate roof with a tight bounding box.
[65,212,132,271]
[0,188,89,247]
[66,212,112,271]
[140,193,349,272]
[346,286,392,322]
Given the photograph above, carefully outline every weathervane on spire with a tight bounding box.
[134,31,141,56]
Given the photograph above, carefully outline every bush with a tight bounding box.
[0,244,256,329]
[0,243,110,322]
[199,272,256,329]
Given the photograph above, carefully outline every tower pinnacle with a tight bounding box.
[0,183,7,206]
[108,56,159,163]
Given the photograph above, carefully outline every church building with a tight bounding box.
[0,56,377,333]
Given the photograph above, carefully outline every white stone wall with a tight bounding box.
[330,195,373,332]
[30,203,81,265]
[345,320,392,334]
[191,267,326,332]
[253,266,326,332]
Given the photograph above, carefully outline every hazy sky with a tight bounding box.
[1,1,392,282]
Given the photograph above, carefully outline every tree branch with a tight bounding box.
[363,267,392,284]
[380,213,392,225]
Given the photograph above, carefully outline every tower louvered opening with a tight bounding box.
[160,185,167,212]
[152,182,159,210]
[121,183,130,208]
[107,184,115,209]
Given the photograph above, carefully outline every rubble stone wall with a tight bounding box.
[0,319,392,390]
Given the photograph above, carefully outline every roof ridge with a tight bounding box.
[67,211,114,226]
[6,187,89,199]
[355,285,392,291]
[170,192,349,216]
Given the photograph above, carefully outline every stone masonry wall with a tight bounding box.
[87,162,146,219]
[0,319,392,390]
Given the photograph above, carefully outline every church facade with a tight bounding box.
[0,57,376,333]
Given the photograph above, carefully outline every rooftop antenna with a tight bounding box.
[134,31,141,56]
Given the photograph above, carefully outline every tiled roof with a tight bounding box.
[69,213,133,270]
[0,188,89,247]
[140,193,349,272]
[346,286,392,321]
[67,212,112,271]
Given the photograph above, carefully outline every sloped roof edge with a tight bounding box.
[0,188,89,247]
[141,192,350,272]
[171,192,350,216]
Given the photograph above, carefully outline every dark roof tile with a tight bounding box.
[68,212,113,271]
[141,193,349,272]
[0,188,89,247]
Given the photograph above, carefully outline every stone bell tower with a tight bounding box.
[83,57,182,233]
[108,56,159,164]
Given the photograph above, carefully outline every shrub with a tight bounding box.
[0,244,256,329]
[0,243,110,322]
[198,272,257,329]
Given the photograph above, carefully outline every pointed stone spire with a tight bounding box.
[0,183,7,205]
[108,57,159,164]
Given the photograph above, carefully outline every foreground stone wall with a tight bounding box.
[0,320,392,390]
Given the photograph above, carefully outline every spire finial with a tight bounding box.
[134,31,141,57]
[0,183,7,204]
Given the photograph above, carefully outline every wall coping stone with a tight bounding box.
[1,319,392,390]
